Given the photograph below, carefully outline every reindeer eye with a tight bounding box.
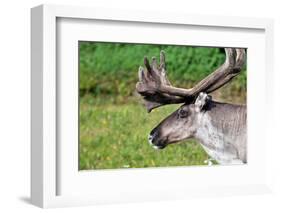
[178,108,189,118]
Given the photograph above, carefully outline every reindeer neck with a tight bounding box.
[193,101,246,164]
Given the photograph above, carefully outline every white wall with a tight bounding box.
[0,0,280,212]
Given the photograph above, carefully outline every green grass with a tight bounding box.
[79,96,210,170]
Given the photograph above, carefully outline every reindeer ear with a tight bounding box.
[195,92,211,112]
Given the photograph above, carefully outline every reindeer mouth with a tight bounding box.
[152,144,166,150]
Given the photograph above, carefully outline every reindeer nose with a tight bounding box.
[148,130,159,145]
[148,134,154,146]
[148,133,166,150]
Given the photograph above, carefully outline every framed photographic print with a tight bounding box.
[31,4,274,208]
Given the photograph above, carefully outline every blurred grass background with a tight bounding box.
[79,41,247,170]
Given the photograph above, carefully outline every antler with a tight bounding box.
[136,48,246,112]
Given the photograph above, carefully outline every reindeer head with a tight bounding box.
[148,93,211,149]
[136,48,245,149]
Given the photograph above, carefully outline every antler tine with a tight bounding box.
[160,50,166,69]
[159,51,171,85]
[234,48,246,71]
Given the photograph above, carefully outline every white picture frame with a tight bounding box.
[31,4,274,208]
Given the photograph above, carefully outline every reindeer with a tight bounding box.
[136,48,246,165]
